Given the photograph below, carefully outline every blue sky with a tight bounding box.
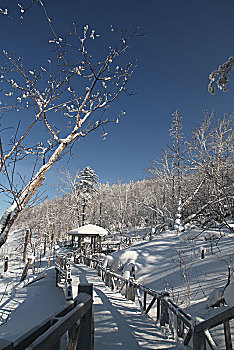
[0,0,234,214]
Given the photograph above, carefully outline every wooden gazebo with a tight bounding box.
[67,224,108,252]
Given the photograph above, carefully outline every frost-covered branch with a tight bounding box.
[0,22,139,247]
[208,56,234,94]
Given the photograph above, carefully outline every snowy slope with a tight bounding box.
[108,228,234,309]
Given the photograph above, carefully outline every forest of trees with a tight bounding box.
[0,1,233,252]
[14,112,233,249]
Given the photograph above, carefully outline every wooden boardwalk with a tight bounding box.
[71,263,177,350]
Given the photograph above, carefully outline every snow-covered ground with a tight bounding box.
[0,268,66,344]
[0,226,233,349]
[102,227,234,349]
[108,228,234,309]
[0,229,53,324]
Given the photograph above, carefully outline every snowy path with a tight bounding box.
[71,263,178,350]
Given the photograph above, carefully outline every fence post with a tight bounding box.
[157,298,160,320]
[66,255,73,300]
[77,283,94,350]
[143,291,147,311]
[224,320,232,350]
[177,316,184,338]
[55,268,59,286]
[160,299,169,326]
[128,277,136,302]
[68,321,80,350]
[193,329,206,350]
[4,256,8,272]
[105,268,111,288]
[125,281,129,299]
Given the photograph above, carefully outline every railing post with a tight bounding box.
[77,283,94,350]
[66,255,73,300]
[105,268,111,288]
[143,291,147,311]
[177,316,184,338]
[224,320,232,350]
[128,277,136,302]
[4,256,8,272]
[55,268,59,287]
[160,299,169,326]
[156,298,160,320]
[68,321,80,350]
[193,329,206,350]
[125,281,129,299]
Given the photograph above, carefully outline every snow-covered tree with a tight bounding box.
[185,113,234,229]
[77,166,99,226]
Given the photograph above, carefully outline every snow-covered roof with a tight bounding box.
[67,224,108,237]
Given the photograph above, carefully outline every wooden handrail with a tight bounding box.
[194,306,234,332]
[77,253,234,350]
[0,284,94,350]
[193,306,234,350]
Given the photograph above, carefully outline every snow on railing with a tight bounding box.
[77,253,234,350]
[0,283,94,350]
[55,253,73,300]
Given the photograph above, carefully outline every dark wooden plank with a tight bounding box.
[224,320,233,350]
[0,340,14,350]
[67,321,80,350]
[157,298,160,320]
[193,330,206,350]
[25,296,92,350]
[160,300,169,326]
[146,296,156,314]
[177,316,184,338]
[77,303,93,350]
[183,328,192,346]
[143,291,147,311]
[125,281,129,299]
[13,319,56,350]
[194,306,234,332]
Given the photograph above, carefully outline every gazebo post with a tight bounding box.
[84,242,87,256]
[94,237,96,253]
[99,236,102,253]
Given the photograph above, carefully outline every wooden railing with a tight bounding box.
[78,254,234,350]
[55,253,73,300]
[0,283,94,350]
[193,307,234,350]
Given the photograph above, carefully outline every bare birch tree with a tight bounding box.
[0,10,140,246]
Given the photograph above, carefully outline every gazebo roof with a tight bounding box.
[67,224,108,237]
